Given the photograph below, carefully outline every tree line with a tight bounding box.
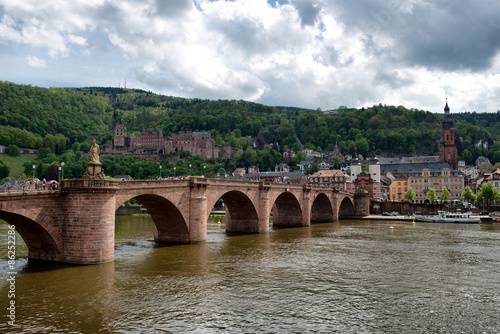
[1,81,500,182]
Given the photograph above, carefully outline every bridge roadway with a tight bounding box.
[0,177,369,264]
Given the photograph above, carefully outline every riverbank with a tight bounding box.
[350,214,497,223]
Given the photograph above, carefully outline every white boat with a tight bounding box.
[415,211,480,224]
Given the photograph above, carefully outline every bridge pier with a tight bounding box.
[354,191,370,216]
[188,195,208,242]
[257,188,270,233]
[60,190,116,264]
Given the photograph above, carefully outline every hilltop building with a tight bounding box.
[104,124,239,160]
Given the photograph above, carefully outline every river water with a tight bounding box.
[1,216,500,333]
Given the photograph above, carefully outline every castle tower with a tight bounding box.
[439,99,458,169]
[114,124,126,147]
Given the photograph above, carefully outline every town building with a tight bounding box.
[297,161,313,171]
[388,178,408,201]
[275,164,291,172]
[379,156,448,175]
[409,167,464,202]
[234,168,246,176]
[308,170,352,191]
[318,161,332,170]
[248,165,260,174]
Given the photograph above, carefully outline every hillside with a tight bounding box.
[1,81,499,172]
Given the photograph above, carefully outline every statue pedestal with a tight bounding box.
[82,162,106,179]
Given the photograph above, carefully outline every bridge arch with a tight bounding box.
[0,211,61,261]
[116,194,189,243]
[338,196,355,217]
[272,191,303,226]
[209,190,260,233]
[311,193,334,222]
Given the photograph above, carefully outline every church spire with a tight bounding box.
[444,98,450,113]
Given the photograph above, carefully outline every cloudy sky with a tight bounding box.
[1,0,499,113]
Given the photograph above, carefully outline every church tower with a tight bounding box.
[439,99,458,169]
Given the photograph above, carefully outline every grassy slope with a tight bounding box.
[0,153,37,179]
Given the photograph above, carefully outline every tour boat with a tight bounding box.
[415,211,480,224]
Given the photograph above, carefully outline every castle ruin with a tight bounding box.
[102,124,239,161]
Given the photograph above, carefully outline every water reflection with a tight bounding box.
[0,217,500,333]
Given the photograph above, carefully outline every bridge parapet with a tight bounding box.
[62,179,118,190]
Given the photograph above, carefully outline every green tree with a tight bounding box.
[476,182,500,207]
[472,146,482,162]
[308,163,319,174]
[71,142,81,154]
[0,160,9,179]
[330,156,341,169]
[426,188,438,202]
[461,149,473,165]
[5,145,20,156]
[479,162,494,172]
[461,186,476,203]
[404,187,415,201]
[440,186,450,202]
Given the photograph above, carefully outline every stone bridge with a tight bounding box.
[0,177,369,264]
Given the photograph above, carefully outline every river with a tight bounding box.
[1,216,500,333]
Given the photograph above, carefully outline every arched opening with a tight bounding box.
[217,191,260,233]
[116,194,189,244]
[311,194,334,223]
[272,192,303,226]
[339,197,355,218]
[0,212,60,261]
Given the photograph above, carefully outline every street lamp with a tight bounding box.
[203,165,206,177]
[58,166,61,181]
[159,165,162,179]
[189,164,192,175]
[32,164,36,180]
[61,162,64,180]
[174,166,176,177]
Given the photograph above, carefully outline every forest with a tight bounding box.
[1,80,499,181]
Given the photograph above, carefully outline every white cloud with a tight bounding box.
[0,0,499,113]
[26,55,47,68]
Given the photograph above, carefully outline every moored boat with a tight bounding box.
[415,211,480,224]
